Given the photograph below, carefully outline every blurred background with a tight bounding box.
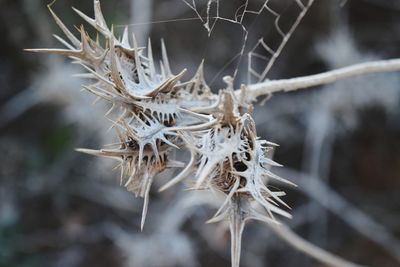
[1,0,400,266]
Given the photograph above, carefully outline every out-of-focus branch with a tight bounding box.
[130,0,153,46]
[276,168,400,263]
[269,224,365,267]
[0,87,41,127]
[302,111,334,247]
[239,58,400,102]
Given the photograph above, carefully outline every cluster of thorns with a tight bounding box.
[31,1,296,266]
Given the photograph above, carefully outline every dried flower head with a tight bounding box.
[28,1,368,267]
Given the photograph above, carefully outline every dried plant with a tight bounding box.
[28,0,400,266]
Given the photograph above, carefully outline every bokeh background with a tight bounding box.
[1,0,400,266]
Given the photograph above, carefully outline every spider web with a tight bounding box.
[181,0,315,84]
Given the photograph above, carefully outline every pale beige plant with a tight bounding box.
[27,1,400,266]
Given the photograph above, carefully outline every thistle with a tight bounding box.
[27,1,375,266]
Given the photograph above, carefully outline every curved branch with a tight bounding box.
[269,224,365,267]
[239,58,400,102]
[278,168,400,263]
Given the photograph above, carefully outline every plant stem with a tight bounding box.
[240,58,400,102]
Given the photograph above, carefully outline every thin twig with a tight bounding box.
[240,58,400,102]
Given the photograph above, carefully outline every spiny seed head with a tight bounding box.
[30,1,294,266]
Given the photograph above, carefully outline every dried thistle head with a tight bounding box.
[186,91,294,266]
[29,1,294,266]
